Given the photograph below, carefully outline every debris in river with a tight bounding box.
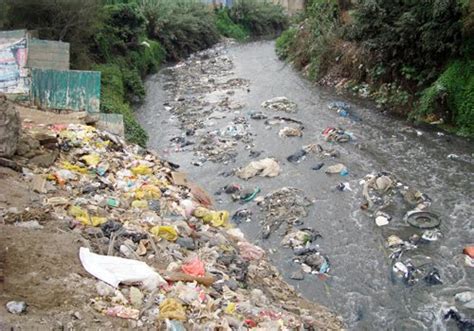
[405,211,441,229]
[261,97,298,113]
[279,126,303,138]
[236,158,281,180]
[259,187,313,239]
[322,127,352,143]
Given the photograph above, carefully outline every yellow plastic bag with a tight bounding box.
[81,154,101,167]
[158,298,186,321]
[131,200,148,209]
[193,207,229,227]
[131,165,152,176]
[224,302,236,315]
[68,206,106,227]
[135,185,161,200]
[61,161,88,174]
[150,225,178,241]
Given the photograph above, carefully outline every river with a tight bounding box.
[136,41,474,330]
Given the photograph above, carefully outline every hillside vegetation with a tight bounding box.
[0,0,288,146]
[276,0,474,136]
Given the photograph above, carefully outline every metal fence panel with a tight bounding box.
[27,38,70,70]
[31,69,101,113]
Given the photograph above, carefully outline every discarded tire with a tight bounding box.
[406,211,440,229]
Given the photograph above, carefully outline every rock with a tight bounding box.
[301,264,312,273]
[96,281,115,297]
[224,279,239,291]
[375,216,389,226]
[30,150,59,168]
[325,163,347,174]
[0,96,20,158]
[176,237,195,250]
[375,176,393,192]
[304,254,325,269]
[72,311,82,320]
[33,132,58,148]
[129,287,144,308]
[387,235,403,247]
[6,301,27,314]
[455,291,474,309]
[290,269,305,280]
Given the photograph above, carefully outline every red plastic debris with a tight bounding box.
[181,256,205,277]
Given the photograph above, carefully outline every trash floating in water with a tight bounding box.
[261,97,298,113]
[405,211,441,229]
[236,158,281,180]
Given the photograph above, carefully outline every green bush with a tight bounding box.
[95,63,148,146]
[348,0,464,83]
[215,9,249,41]
[138,0,220,60]
[275,27,296,58]
[229,0,289,36]
[415,59,474,135]
[276,0,339,79]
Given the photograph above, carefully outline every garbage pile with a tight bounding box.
[5,124,342,329]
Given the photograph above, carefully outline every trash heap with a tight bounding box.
[12,124,342,329]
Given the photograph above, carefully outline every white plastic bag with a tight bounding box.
[79,247,166,291]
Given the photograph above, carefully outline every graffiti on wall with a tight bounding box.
[0,36,28,94]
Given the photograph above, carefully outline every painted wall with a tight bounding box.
[31,69,101,113]
[0,30,29,94]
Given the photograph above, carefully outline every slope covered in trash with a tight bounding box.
[0,122,343,329]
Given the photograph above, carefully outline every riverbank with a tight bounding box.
[276,0,474,137]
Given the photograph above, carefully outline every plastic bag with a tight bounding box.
[181,256,205,277]
[193,207,229,227]
[131,165,152,176]
[81,154,100,167]
[79,247,166,291]
[135,184,161,200]
[238,241,265,261]
[150,225,178,241]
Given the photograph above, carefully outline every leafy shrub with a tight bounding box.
[95,63,148,146]
[229,0,289,36]
[215,9,249,41]
[138,0,220,60]
[415,59,474,135]
[348,0,464,83]
[275,27,297,58]
[276,0,339,79]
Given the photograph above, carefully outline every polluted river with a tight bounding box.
[136,41,474,330]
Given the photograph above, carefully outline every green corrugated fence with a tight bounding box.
[31,68,101,113]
